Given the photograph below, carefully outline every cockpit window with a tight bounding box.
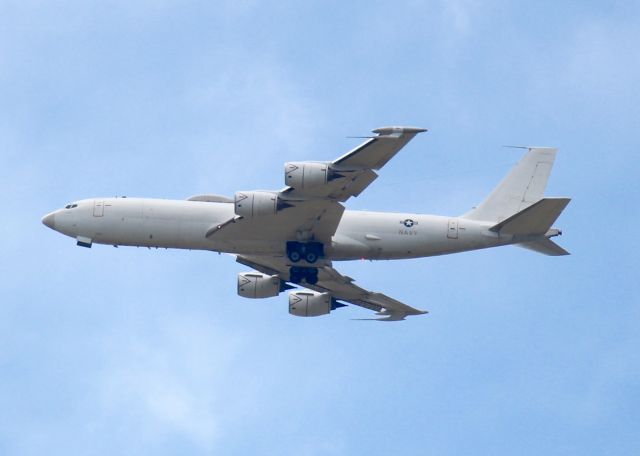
[65,203,78,209]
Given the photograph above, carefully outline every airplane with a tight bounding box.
[41,126,570,320]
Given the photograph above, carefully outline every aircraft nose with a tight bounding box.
[41,212,56,229]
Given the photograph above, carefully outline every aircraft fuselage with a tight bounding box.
[42,197,510,260]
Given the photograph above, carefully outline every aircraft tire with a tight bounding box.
[288,250,301,262]
[306,271,319,285]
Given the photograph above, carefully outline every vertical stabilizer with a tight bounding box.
[463,147,557,222]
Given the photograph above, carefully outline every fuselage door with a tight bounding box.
[93,200,104,217]
[447,218,459,239]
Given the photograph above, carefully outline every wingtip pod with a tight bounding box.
[372,126,428,136]
[502,145,558,152]
[352,309,428,322]
[355,308,428,322]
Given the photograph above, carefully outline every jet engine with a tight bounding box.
[288,291,332,317]
[285,162,331,191]
[237,272,282,299]
[234,191,278,218]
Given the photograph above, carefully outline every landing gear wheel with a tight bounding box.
[289,270,302,283]
[288,250,301,263]
[286,240,324,264]
[289,266,318,285]
[306,270,319,285]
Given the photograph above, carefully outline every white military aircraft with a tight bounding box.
[42,126,570,320]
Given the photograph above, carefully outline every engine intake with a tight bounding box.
[237,272,283,299]
[289,291,332,317]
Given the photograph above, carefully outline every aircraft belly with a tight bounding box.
[83,198,233,250]
[75,199,506,257]
[332,211,451,260]
[330,211,502,260]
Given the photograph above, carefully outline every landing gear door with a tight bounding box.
[447,218,459,239]
[93,200,104,217]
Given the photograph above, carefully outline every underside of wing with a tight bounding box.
[236,255,427,321]
[282,126,427,202]
[210,126,427,255]
[227,127,429,321]
[207,197,345,246]
[333,126,427,170]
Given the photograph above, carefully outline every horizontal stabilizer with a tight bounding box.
[490,197,570,236]
[517,238,570,256]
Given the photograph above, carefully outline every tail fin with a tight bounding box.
[463,147,557,222]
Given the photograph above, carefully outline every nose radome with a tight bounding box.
[41,212,56,229]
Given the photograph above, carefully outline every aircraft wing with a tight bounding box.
[333,126,428,170]
[236,254,427,321]
[208,126,426,247]
[281,126,427,202]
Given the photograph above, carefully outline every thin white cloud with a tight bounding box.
[440,0,482,36]
[183,55,326,191]
[95,314,246,451]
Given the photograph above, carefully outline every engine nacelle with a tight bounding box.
[288,291,332,317]
[285,162,330,190]
[234,191,278,218]
[237,272,282,299]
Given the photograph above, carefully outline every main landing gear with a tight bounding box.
[286,241,324,285]
[289,266,319,285]
[286,241,324,264]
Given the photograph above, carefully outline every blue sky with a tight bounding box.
[1,1,639,455]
